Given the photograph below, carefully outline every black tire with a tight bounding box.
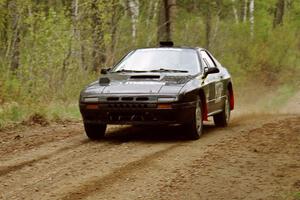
[213,92,230,127]
[185,98,203,140]
[84,123,107,140]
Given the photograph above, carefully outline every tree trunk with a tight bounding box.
[249,0,254,38]
[1,0,9,57]
[10,28,20,72]
[273,0,285,28]
[205,2,212,49]
[243,0,248,22]
[91,0,106,72]
[163,0,171,41]
[152,0,159,20]
[127,0,139,42]
[146,1,153,27]
[71,0,87,70]
[61,39,72,81]
[146,0,159,27]
[231,0,239,24]
[146,0,159,46]
[157,0,176,42]
[110,0,122,64]
[9,0,20,72]
[213,0,223,42]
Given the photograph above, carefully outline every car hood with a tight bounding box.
[86,73,194,95]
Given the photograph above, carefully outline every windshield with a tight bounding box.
[112,48,200,74]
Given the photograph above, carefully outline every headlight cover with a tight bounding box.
[157,97,178,103]
[83,97,99,103]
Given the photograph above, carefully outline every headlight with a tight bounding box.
[83,97,99,103]
[157,97,177,102]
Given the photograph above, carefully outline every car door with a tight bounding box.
[200,50,222,114]
[200,51,216,113]
[207,51,227,111]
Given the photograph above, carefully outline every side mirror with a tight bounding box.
[203,67,219,78]
[100,68,111,74]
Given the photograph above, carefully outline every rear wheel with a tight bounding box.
[185,98,203,140]
[84,123,107,140]
[213,92,230,127]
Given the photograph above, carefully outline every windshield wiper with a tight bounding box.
[113,69,148,73]
[113,68,189,73]
[149,68,189,73]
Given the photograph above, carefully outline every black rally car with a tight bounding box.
[79,42,234,140]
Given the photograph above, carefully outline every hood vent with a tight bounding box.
[121,97,134,101]
[99,77,110,85]
[130,75,160,79]
[136,97,149,101]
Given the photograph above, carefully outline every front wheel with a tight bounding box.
[84,123,107,140]
[213,92,230,127]
[184,98,203,140]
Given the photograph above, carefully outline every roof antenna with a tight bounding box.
[159,41,174,47]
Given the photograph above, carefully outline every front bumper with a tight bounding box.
[79,101,196,125]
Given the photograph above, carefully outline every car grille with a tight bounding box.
[104,103,156,109]
[107,111,175,122]
[106,96,150,102]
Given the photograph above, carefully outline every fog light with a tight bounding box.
[86,104,98,110]
[157,104,172,109]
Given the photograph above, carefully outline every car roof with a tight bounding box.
[135,46,206,51]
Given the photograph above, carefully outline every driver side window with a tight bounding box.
[200,51,216,68]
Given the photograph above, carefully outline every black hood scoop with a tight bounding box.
[99,77,110,85]
[130,75,160,79]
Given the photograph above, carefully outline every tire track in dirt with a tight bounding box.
[0,114,298,200]
[1,122,196,200]
[2,142,179,200]
[0,125,130,176]
[57,115,278,200]
[61,143,181,200]
[1,126,182,199]
[0,138,124,199]
[149,116,300,200]
[82,115,299,200]
[0,118,243,199]
[0,123,82,156]
[0,138,89,176]
[70,115,297,200]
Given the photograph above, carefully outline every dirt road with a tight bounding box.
[0,103,300,199]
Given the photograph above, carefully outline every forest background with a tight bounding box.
[0,0,299,128]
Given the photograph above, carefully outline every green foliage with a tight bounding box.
[281,191,300,200]
[212,23,299,85]
[295,192,300,200]
[0,0,6,34]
